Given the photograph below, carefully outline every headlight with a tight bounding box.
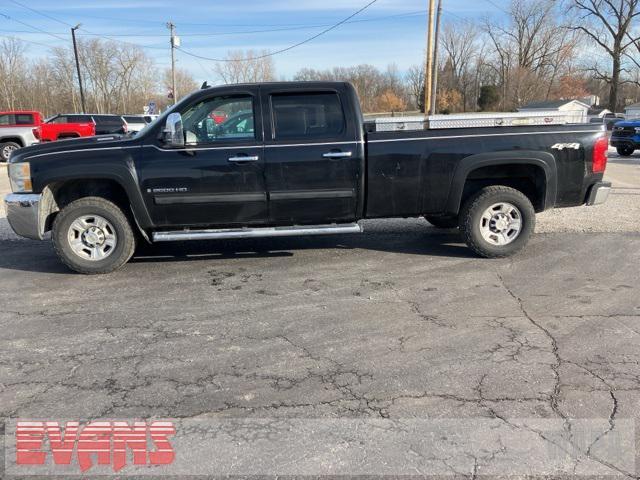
[635,127,640,134]
[9,162,32,193]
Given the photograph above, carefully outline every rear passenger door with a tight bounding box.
[262,87,363,225]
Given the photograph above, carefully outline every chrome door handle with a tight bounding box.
[228,155,259,162]
[322,151,353,159]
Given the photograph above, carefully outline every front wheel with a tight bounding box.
[52,197,136,274]
[459,186,535,258]
[616,146,635,157]
[1,141,20,162]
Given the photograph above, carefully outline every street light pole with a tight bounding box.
[71,24,86,114]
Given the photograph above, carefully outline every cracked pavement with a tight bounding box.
[1,228,639,477]
[1,156,640,477]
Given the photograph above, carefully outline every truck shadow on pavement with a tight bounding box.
[0,230,474,274]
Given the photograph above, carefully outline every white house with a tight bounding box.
[625,103,640,119]
[518,99,591,123]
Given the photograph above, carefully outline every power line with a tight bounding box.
[176,0,380,62]
[0,33,56,49]
[0,11,425,39]
[0,12,67,42]
[9,0,73,28]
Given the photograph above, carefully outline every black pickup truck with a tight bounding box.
[5,81,611,274]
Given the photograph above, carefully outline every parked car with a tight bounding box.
[0,111,42,162]
[122,115,148,134]
[38,114,96,142]
[4,81,610,274]
[92,114,127,135]
[610,119,640,156]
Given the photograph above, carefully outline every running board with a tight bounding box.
[152,223,363,242]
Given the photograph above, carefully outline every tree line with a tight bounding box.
[1,0,639,116]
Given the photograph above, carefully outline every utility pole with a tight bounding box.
[424,0,436,115]
[430,0,443,115]
[167,21,178,104]
[71,24,86,114]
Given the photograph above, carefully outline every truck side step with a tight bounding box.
[152,223,363,242]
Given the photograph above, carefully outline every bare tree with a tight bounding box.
[406,65,425,111]
[0,39,28,110]
[163,68,198,103]
[214,50,276,84]
[483,0,578,109]
[570,0,640,110]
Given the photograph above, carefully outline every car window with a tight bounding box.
[0,114,12,125]
[181,94,255,144]
[123,116,143,123]
[15,114,33,125]
[50,116,67,124]
[271,92,345,140]
[92,115,122,124]
[66,115,90,123]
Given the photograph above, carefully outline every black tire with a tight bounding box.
[459,186,535,259]
[425,215,459,229]
[616,146,635,157]
[52,196,136,274]
[1,141,21,162]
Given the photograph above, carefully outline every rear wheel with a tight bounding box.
[52,197,136,274]
[616,146,635,157]
[425,215,459,229]
[460,186,535,258]
[1,141,20,162]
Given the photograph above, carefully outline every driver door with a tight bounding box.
[138,87,267,227]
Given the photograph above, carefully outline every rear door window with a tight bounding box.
[271,92,345,140]
[15,114,34,125]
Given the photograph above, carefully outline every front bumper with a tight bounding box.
[610,138,639,148]
[586,182,611,206]
[4,193,44,240]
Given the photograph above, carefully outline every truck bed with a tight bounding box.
[364,123,605,219]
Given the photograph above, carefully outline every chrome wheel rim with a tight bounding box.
[479,202,522,246]
[67,215,117,261]
[2,144,17,160]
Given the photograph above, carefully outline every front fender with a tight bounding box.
[444,150,558,214]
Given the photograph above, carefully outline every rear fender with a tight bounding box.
[445,150,557,214]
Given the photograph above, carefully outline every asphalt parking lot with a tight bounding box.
[1,153,640,477]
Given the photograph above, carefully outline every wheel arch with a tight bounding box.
[444,151,557,215]
[0,136,25,147]
[40,173,152,240]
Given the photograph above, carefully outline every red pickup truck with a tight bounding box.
[37,114,96,142]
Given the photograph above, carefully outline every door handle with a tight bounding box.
[228,155,260,163]
[322,151,353,159]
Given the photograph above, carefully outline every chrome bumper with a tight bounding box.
[4,193,44,240]
[586,182,612,206]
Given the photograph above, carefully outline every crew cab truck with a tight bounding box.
[0,111,42,162]
[5,82,611,274]
[37,114,96,142]
[610,120,640,156]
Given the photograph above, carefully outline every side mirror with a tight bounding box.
[163,113,184,147]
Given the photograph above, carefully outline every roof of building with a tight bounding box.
[520,99,591,110]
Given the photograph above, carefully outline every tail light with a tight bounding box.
[592,136,608,173]
[32,127,40,140]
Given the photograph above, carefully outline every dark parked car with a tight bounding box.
[5,82,610,274]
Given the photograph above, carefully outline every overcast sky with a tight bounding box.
[1,0,507,81]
